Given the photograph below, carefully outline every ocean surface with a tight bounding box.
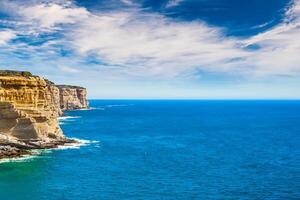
[0,100,300,200]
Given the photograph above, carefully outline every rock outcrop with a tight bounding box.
[0,70,88,159]
[57,85,89,110]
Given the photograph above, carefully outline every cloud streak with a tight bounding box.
[67,0,300,78]
[165,0,184,8]
[243,0,300,76]
[0,0,299,98]
[70,11,249,78]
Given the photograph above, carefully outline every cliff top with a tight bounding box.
[56,85,86,89]
[0,70,56,86]
[0,70,86,89]
[0,70,42,78]
[0,70,35,77]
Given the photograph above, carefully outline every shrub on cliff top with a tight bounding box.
[21,71,32,77]
[0,70,33,77]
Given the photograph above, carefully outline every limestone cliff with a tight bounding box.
[0,73,64,140]
[57,85,89,110]
[0,70,88,159]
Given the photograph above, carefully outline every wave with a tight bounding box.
[0,154,38,164]
[84,107,105,111]
[66,107,99,111]
[58,116,81,120]
[54,138,100,150]
[105,104,133,108]
[75,108,95,111]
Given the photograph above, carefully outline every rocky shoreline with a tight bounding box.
[0,70,89,160]
[0,138,78,159]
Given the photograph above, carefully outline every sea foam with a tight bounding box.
[58,116,81,120]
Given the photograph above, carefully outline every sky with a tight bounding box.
[0,0,299,99]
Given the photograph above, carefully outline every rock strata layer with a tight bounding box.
[0,70,88,159]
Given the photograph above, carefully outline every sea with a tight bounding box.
[0,100,299,200]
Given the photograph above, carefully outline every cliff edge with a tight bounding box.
[0,70,88,159]
[57,85,89,110]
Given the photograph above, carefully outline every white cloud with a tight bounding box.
[244,0,300,75]
[0,30,16,45]
[67,0,300,78]
[59,65,81,73]
[166,0,183,8]
[0,1,89,33]
[69,11,248,78]
[22,3,89,31]
[120,0,135,6]
[0,0,300,81]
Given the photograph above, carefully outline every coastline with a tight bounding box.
[0,70,89,161]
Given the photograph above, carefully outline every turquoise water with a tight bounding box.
[0,100,300,199]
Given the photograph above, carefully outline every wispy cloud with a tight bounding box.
[59,65,81,73]
[22,3,88,30]
[68,0,300,78]
[0,0,247,79]
[244,0,300,75]
[0,0,299,91]
[165,0,184,8]
[69,11,249,78]
[120,0,135,6]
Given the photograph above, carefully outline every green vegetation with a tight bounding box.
[44,79,55,85]
[21,71,33,77]
[0,70,33,77]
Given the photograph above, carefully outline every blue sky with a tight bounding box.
[0,0,299,99]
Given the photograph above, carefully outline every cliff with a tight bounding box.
[0,70,88,159]
[57,85,89,110]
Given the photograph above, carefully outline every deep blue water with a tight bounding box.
[0,100,300,199]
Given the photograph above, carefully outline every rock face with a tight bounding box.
[0,70,88,159]
[57,85,89,110]
[0,74,64,140]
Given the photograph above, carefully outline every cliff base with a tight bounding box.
[0,137,78,159]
